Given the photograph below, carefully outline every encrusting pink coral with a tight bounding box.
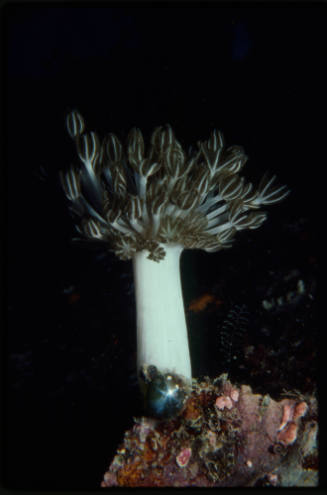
[215,395,233,410]
[293,401,308,421]
[215,383,240,410]
[277,421,298,446]
[176,447,192,468]
[278,403,295,431]
[230,388,239,402]
[275,398,309,447]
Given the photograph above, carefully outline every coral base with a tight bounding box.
[101,376,318,487]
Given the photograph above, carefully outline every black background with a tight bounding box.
[4,2,324,490]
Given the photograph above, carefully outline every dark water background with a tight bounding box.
[4,4,323,490]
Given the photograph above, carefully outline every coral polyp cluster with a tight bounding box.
[61,111,289,261]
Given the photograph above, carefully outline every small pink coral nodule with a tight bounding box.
[230,388,239,402]
[215,396,233,410]
[176,447,192,468]
[293,401,308,421]
[277,421,298,446]
[278,403,294,431]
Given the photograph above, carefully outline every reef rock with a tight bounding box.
[101,376,318,487]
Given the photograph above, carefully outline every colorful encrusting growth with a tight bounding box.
[61,111,289,417]
[101,376,318,487]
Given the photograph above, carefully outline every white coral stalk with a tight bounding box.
[133,244,191,383]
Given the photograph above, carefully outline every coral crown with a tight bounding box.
[61,111,289,261]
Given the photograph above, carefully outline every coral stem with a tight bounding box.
[133,244,192,383]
